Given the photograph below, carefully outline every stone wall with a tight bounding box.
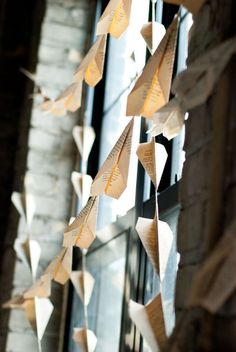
[0,0,96,351]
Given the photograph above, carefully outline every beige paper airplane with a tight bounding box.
[71,172,93,207]
[136,140,167,188]
[63,197,99,249]
[136,216,173,281]
[96,0,132,39]
[73,328,97,352]
[24,275,52,299]
[188,221,236,314]
[11,192,36,229]
[41,98,67,116]
[72,126,96,162]
[147,98,184,140]
[70,270,95,306]
[129,294,167,351]
[172,37,236,112]
[56,81,83,112]
[14,238,41,279]
[126,16,179,118]
[163,0,205,15]
[3,296,53,341]
[74,34,107,87]
[90,119,134,199]
[141,21,166,55]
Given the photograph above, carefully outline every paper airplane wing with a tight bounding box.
[72,126,96,162]
[73,328,97,352]
[71,172,93,206]
[35,297,54,341]
[70,270,95,306]
[141,22,166,54]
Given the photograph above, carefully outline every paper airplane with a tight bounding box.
[163,0,205,14]
[71,172,93,207]
[72,126,96,162]
[147,98,185,140]
[136,217,173,281]
[14,238,41,279]
[126,16,179,118]
[141,22,166,55]
[74,34,107,87]
[70,270,95,306]
[73,328,97,352]
[11,192,36,229]
[41,98,67,116]
[136,140,167,188]
[172,36,236,112]
[3,296,53,342]
[129,294,167,351]
[90,119,134,199]
[24,275,52,299]
[63,197,99,249]
[96,0,132,39]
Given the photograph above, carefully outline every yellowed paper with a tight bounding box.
[141,22,166,55]
[188,222,236,313]
[136,140,167,188]
[71,172,93,207]
[163,0,205,15]
[47,247,73,285]
[136,217,173,281]
[24,276,52,299]
[147,98,184,140]
[127,16,179,118]
[74,35,107,87]
[14,238,41,279]
[11,192,36,229]
[70,270,95,306]
[129,294,167,351]
[73,328,97,352]
[172,37,236,112]
[72,126,96,162]
[90,119,134,199]
[41,99,67,117]
[3,296,53,341]
[96,0,132,39]
[63,197,99,249]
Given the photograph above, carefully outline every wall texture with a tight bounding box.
[0,0,96,351]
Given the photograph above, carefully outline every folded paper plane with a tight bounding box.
[70,270,95,306]
[127,16,179,118]
[136,216,173,281]
[147,98,185,139]
[136,140,167,188]
[24,275,52,299]
[63,197,99,249]
[73,328,97,352]
[72,126,96,162]
[90,119,134,199]
[96,0,132,39]
[14,238,41,279]
[71,172,93,207]
[141,22,166,55]
[129,294,167,351]
[11,192,36,229]
[74,34,107,87]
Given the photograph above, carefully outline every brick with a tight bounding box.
[45,4,89,29]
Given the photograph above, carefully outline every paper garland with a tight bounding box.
[141,21,166,55]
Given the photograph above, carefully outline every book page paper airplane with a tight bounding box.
[70,270,95,306]
[147,98,184,140]
[35,297,54,341]
[63,197,99,249]
[73,328,97,352]
[136,141,167,188]
[74,35,107,87]
[24,275,51,299]
[141,22,166,55]
[172,36,236,112]
[11,192,36,229]
[90,119,134,199]
[41,99,66,117]
[129,294,167,351]
[96,0,132,39]
[188,222,236,314]
[14,238,41,279]
[136,217,173,281]
[55,81,83,112]
[3,296,53,342]
[71,172,93,207]
[72,126,96,162]
[48,246,73,285]
[163,0,205,15]
[127,16,179,118]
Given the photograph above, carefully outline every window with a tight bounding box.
[65,1,192,351]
